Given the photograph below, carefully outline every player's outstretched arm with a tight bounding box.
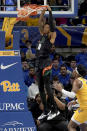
[72,79,82,93]
[53,82,76,99]
[50,32,56,44]
[38,9,47,34]
[55,79,82,99]
[48,5,55,32]
[47,6,56,44]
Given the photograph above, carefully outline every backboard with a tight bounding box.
[0,0,78,18]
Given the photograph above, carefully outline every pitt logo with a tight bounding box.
[0,81,20,92]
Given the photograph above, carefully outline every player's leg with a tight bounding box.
[44,72,57,110]
[38,69,47,111]
[83,123,87,131]
[68,120,78,131]
[37,69,50,120]
[85,127,87,131]
[80,123,87,131]
[68,108,86,131]
[43,69,58,120]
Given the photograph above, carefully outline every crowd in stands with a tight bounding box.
[21,38,87,130]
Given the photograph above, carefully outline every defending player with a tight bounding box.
[54,64,87,131]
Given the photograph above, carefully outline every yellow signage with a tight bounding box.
[0,51,20,56]
[0,51,15,56]
[0,81,20,92]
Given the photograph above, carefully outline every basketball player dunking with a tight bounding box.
[36,6,59,120]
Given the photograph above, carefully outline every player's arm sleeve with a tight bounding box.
[62,89,76,99]
[49,11,55,32]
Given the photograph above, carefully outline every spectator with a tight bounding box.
[51,58,60,80]
[28,79,39,100]
[22,60,29,80]
[52,76,64,98]
[20,51,26,61]
[58,64,71,90]
[54,53,63,66]
[68,59,77,72]
[75,44,87,69]
[24,67,35,87]
[56,0,65,5]
[79,0,87,16]
[48,0,56,6]
[64,70,77,93]
[49,44,56,60]
[25,40,36,60]
[48,0,68,6]
[25,40,36,67]
[29,93,44,127]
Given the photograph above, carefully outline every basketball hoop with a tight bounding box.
[17,4,48,21]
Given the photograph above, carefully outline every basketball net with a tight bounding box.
[17,4,48,21]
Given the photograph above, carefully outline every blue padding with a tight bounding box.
[0,31,5,50]
[13,31,20,50]
[0,112,36,129]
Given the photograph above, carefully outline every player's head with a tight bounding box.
[43,23,50,34]
[76,64,87,77]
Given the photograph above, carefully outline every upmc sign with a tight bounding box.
[0,51,36,130]
[0,103,24,111]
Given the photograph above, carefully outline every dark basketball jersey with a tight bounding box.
[36,34,52,58]
[36,34,52,69]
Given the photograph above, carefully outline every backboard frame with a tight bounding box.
[0,0,78,18]
[45,0,78,18]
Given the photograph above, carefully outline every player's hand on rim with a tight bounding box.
[47,5,52,11]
